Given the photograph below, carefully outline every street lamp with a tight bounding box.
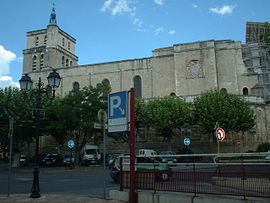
[19,70,61,198]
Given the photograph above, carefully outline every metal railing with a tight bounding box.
[119,152,270,199]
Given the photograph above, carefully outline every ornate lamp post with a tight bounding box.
[19,70,61,198]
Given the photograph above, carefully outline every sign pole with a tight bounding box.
[8,116,14,197]
[129,88,137,203]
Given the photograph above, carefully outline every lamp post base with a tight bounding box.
[30,166,41,198]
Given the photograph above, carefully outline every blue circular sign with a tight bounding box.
[184,137,191,146]
[68,140,75,148]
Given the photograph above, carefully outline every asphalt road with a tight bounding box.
[0,163,119,198]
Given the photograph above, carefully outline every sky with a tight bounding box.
[0,0,269,88]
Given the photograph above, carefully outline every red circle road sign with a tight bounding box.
[216,128,226,142]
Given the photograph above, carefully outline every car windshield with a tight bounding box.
[85,149,96,154]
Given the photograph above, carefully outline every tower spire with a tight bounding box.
[49,4,57,25]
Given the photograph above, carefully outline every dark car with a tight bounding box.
[159,151,178,164]
[28,153,47,166]
[19,155,29,167]
[42,154,63,167]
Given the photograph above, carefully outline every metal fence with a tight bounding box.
[119,153,270,199]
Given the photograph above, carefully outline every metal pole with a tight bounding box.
[102,111,107,199]
[7,117,14,197]
[30,77,41,198]
[129,88,137,203]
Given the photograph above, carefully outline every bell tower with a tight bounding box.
[23,6,78,74]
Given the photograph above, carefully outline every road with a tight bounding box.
[0,163,119,198]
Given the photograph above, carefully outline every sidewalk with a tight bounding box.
[0,194,126,203]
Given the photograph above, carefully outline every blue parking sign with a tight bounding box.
[108,91,129,132]
[108,91,127,119]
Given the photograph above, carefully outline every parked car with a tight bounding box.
[265,151,270,162]
[19,155,29,167]
[29,153,47,166]
[63,151,75,166]
[110,156,172,183]
[42,154,63,167]
[159,151,178,164]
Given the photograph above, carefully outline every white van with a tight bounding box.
[138,149,157,156]
[81,145,101,165]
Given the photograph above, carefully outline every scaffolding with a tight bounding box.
[242,43,270,102]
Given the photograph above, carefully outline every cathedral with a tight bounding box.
[22,8,270,152]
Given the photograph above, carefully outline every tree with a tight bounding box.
[136,97,193,143]
[44,83,110,164]
[193,90,255,137]
[0,87,35,154]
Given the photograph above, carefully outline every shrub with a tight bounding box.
[257,142,270,152]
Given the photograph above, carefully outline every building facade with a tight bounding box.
[23,9,270,152]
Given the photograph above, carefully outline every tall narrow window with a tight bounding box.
[70,61,73,67]
[134,75,142,98]
[62,38,65,47]
[102,79,110,97]
[35,37,39,46]
[44,35,47,45]
[243,87,249,95]
[40,54,44,69]
[73,82,80,90]
[32,55,37,70]
[62,56,65,66]
[68,42,71,50]
[66,59,69,67]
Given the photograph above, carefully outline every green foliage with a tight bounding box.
[136,97,193,141]
[193,90,256,134]
[257,142,270,152]
[44,83,110,152]
[0,87,35,152]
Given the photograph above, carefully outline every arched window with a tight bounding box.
[73,82,80,90]
[220,88,227,93]
[170,92,176,96]
[70,61,73,67]
[66,59,69,67]
[243,87,249,95]
[62,56,65,66]
[102,79,110,97]
[134,75,142,98]
[40,54,44,69]
[32,55,37,70]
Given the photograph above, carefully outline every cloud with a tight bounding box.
[0,45,19,88]
[192,4,198,8]
[209,5,236,15]
[100,0,134,15]
[168,30,176,35]
[0,76,19,88]
[155,27,164,35]
[154,0,164,5]
[0,45,16,75]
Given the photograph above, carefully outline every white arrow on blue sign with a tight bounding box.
[108,91,129,132]
[184,137,191,146]
[68,140,75,148]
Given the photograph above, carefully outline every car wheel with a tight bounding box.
[156,172,169,181]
